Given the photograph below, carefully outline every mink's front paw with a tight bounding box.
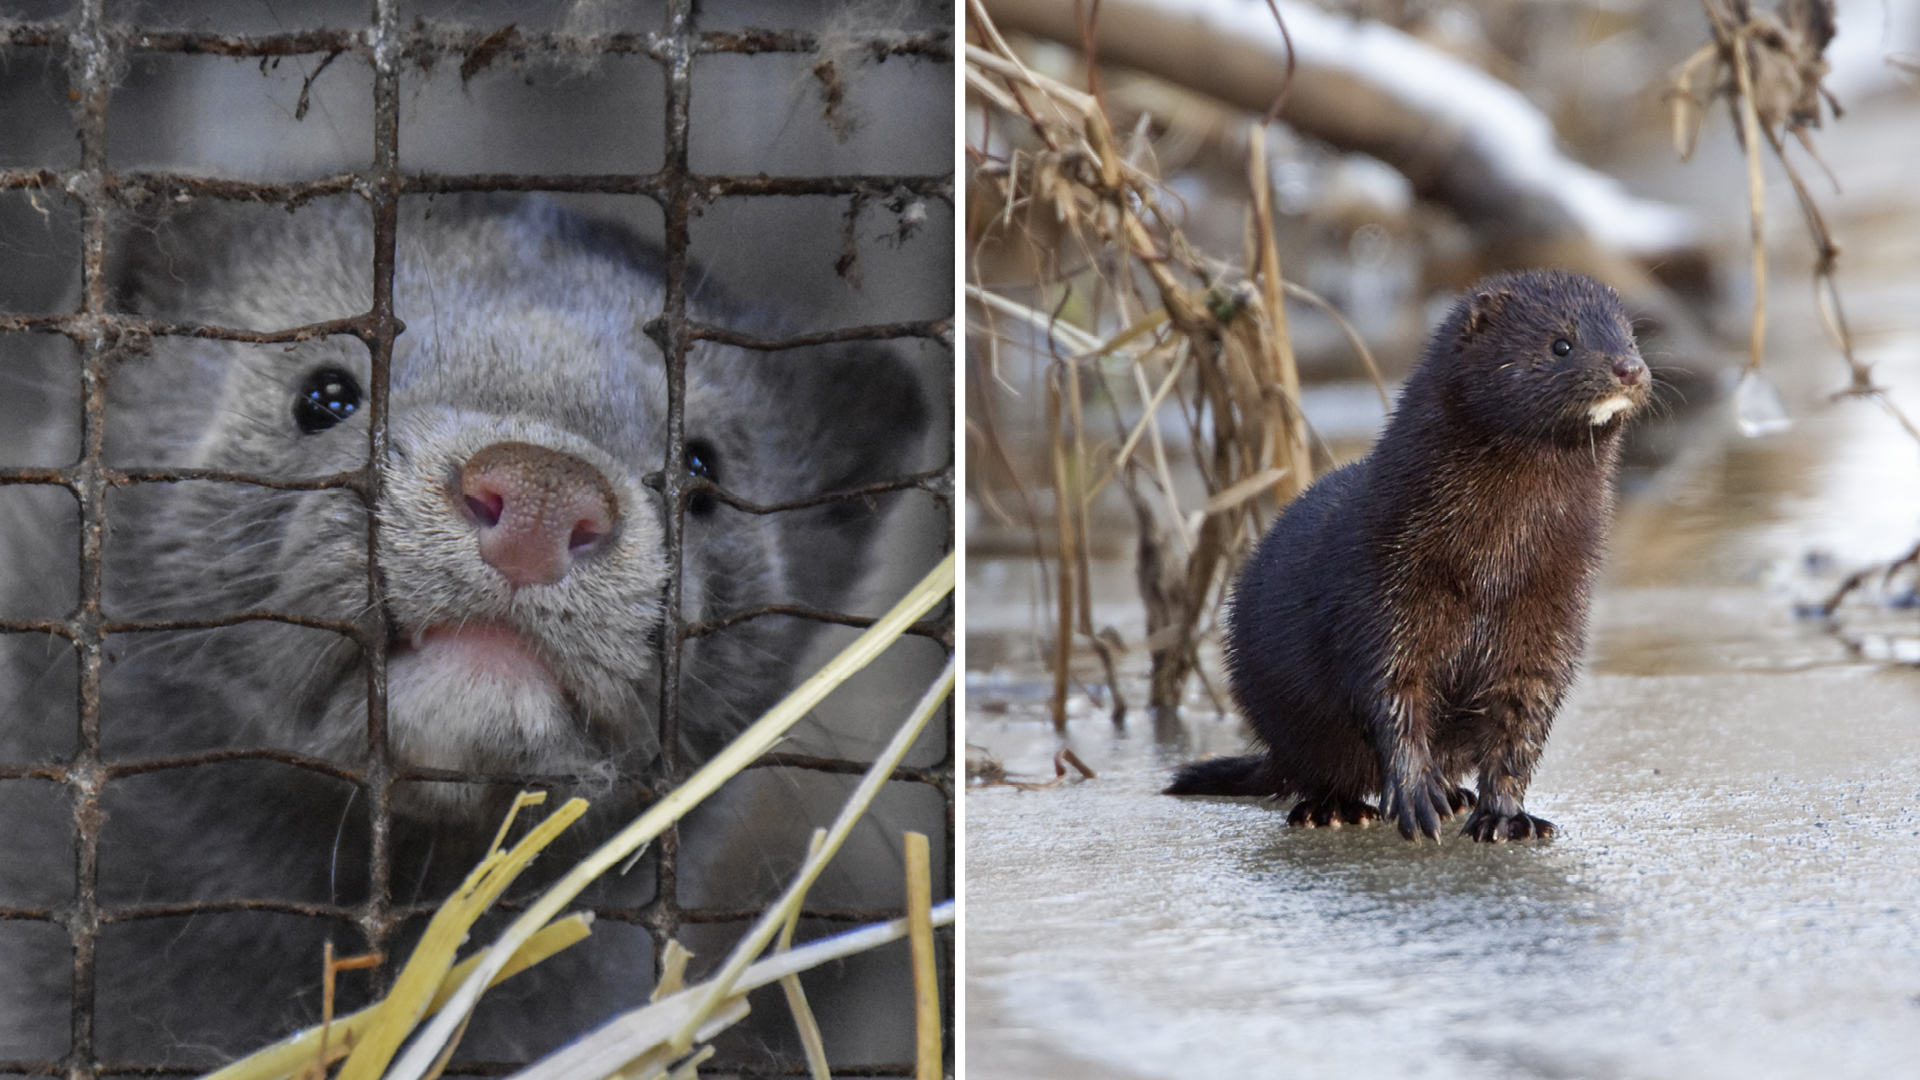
[1461,808,1556,842]
[1286,794,1379,828]
[1382,771,1453,841]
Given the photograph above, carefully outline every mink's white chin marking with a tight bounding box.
[1588,394,1635,425]
[385,620,583,817]
[388,621,568,749]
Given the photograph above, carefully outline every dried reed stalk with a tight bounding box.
[1669,0,1920,658]
[1669,0,1920,442]
[967,0,1321,720]
[202,554,956,1080]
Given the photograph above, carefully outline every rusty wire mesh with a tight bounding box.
[0,0,954,1074]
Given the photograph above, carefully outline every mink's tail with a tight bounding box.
[1162,754,1284,798]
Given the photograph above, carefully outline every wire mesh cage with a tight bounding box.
[0,0,953,1074]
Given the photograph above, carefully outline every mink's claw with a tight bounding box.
[1383,772,1449,841]
[1461,808,1556,842]
[1287,794,1380,828]
[1444,785,1478,815]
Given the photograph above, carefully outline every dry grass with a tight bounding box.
[202,554,956,1080]
[1669,0,1920,443]
[966,0,1381,722]
[1668,0,1920,660]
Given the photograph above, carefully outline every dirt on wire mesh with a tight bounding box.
[0,1,953,1076]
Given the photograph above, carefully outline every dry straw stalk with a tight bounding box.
[201,552,956,1080]
[969,0,1356,720]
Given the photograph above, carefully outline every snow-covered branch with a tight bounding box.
[979,0,1699,258]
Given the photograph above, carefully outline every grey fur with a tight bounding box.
[0,195,926,1062]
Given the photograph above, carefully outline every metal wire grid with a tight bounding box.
[0,1,955,1075]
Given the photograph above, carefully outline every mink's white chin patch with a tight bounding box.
[385,621,583,816]
[1588,394,1636,425]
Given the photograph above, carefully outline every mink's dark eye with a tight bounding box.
[293,369,362,434]
[1551,338,1573,357]
[685,438,720,516]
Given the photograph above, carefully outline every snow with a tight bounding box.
[1826,0,1920,103]
[1166,0,1703,255]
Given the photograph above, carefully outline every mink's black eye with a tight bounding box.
[685,438,720,516]
[293,369,362,434]
[1551,338,1573,357]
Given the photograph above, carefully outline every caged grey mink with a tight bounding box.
[0,196,926,1061]
[1165,270,1648,843]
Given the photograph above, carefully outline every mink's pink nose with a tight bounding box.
[458,441,618,589]
[1612,356,1647,386]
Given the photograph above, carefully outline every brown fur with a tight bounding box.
[1166,270,1649,843]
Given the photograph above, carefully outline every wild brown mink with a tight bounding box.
[1165,269,1648,842]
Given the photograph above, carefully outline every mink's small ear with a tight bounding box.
[1465,287,1511,336]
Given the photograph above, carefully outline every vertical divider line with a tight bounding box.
[940,693,956,1067]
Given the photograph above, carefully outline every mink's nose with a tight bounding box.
[1612,355,1647,387]
[458,441,619,589]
